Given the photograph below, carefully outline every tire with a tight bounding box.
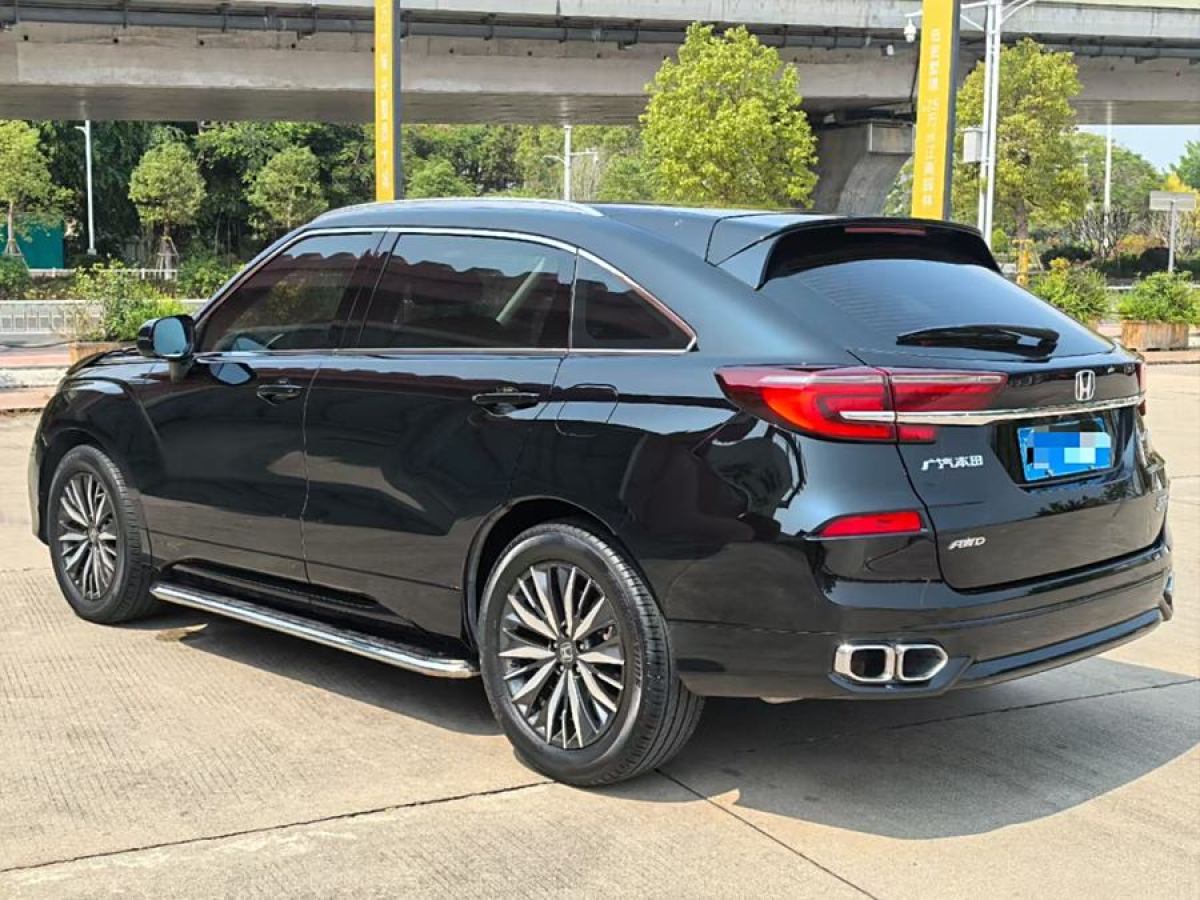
[478,521,703,786]
[46,444,159,624]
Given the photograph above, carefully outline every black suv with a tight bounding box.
[30,200,1172,785]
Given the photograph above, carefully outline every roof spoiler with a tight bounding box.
[714,218,997,289]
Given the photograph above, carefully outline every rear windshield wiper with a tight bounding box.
[896,323,1059,355]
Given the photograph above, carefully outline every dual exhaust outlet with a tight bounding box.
[834,642,949,685]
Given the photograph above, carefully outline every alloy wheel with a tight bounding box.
[497,563,627,750]
[56,472,119,601]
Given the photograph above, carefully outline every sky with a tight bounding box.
[1078,124,1200,174]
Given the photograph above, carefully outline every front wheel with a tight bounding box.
[478,521,703,786]
[47,444,159,624]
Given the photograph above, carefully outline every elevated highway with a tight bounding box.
[1,0,1195,212]
[1,0,1196,125]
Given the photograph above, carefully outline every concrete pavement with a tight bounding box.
[0,367,1196,898]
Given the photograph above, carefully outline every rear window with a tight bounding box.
[760,232,1111,359]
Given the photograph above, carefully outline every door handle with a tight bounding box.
[472,388,541,412]
[256,381,304,404]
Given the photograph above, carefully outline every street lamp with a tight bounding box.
[74,121,97,256]
[544,125,600,202]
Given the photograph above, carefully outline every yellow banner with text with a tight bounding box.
[911,0,960,220]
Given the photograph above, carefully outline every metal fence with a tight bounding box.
[29,268,178,281]
[0,299,205,337]
[0,301,88,337]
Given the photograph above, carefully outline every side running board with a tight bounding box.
[150,582,479,679]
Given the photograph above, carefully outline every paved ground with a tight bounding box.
[0,367,1196,898]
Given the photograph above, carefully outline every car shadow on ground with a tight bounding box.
[147,607,1199,840]
[640,658,1200,839]
[137,608,500,737]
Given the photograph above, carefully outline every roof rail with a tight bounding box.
[324,197,603,217]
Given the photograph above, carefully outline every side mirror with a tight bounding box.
[137,315,195,361]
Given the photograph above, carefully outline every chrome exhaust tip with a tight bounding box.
[895,643,949,682]
[833,643,896,683]
[833,641,948,685]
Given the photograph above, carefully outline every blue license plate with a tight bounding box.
[1018,418,1113,481]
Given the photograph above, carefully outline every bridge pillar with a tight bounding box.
[810,121,913,216]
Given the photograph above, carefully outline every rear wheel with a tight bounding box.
[478,521,703,786]
[47,445,159,624]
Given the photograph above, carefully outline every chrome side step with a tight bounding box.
[150,582,479,679]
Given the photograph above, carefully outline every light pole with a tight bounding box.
[75,121,97,256]
[1103,106,1114,253]
[545,125,599,202]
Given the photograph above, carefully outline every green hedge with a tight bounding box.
[1118,272,1199,325]
[1030,259,1109,324]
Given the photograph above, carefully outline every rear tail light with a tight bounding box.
[716,366,1007,443]
[1135,360,1146,415]
[817,510,924,538]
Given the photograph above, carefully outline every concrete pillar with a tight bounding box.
[810,121,913,216]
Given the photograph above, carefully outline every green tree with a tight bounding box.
[405,125,521,195]
[406,157,474,199]
[1175,140,1200,191]
[129,141,205,245]
[952,39,1087,245]
[642,23,818,207]
[515,126,650,202]
[1070,132,1161,256]
[1074,133,1161,213]
[0,121,67,258]
[38,121,163,258]
[247,146,328,235]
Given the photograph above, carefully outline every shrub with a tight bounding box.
[178,253,242,299]
[1039,243,1091,269]
[67,261,185,341]
[0,255,33,299]
[1135,247,1170,275]
[1114,234,1160,257]
[1095,253,1139,280]
[1030,258,1110,324]
[1118,272,1199,324]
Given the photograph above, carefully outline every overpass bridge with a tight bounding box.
[1,0,1196,212]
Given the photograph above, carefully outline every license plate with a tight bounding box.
[1018,417,1113,481]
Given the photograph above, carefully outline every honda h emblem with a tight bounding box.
[1075,370,1096,402]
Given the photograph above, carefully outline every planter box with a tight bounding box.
[67,341,129,365]
[1120,321,1189,352]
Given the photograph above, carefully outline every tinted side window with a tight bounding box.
[573,258,691,350]
[357,235,574,349]
[200,233,382,352]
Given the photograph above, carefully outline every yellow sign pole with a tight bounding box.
[374,0,401,201]
[910,0,961,220]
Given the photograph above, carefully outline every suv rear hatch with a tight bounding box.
[750,222,1166,590]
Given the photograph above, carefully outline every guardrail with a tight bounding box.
[29,268,178,281]
[0,299,206,337]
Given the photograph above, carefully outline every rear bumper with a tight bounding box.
[670,540,1173,699]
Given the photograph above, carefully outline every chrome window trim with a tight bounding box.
[198,224,698,357]
[840,393,1144,426]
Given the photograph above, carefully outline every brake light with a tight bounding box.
[817,510,924,538]
[843,225,927,237]
[1135,360,1146,415]
[716,366,1007,443]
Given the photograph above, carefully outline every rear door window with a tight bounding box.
[356,234,574,349]
[572,258,692,351]
[759,231,1111,358]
